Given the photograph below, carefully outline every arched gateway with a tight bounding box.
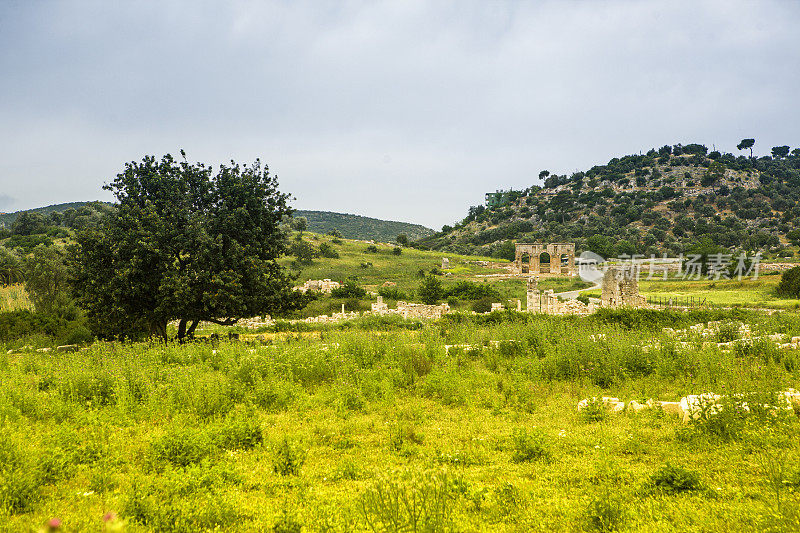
[514,243,575,276]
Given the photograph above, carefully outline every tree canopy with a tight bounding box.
[71,152,298,341]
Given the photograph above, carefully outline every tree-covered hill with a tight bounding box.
[417,142,800,260]
[0,202,433,246]
[0,202,111,228]
[295,210,434,242]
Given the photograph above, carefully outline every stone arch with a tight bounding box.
[539,252,551,273]
[520,253,530,273]
[560,253,570,273]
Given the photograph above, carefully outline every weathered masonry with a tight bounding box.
[514,243,575,276]
[601,266,646,308]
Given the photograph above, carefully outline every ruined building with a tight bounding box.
[601,266,646,308]
[514,243,575,276]
[526,277,592,315]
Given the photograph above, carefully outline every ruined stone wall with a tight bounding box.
[296,279,341,294]
[526,277,592,315]
[395,301,450,319]
[601,267,646,308]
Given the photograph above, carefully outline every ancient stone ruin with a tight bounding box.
[442,257,450,269]
[600,266,646,308]
[526,277,593,315]
[371,295,389,313]
[296,279,341,294]
[514,243,575,276]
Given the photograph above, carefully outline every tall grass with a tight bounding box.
[0,310,798,530]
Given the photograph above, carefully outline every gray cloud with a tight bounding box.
[0,194,14,211]
[1,0,799,229]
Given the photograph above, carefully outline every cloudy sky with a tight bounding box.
[1,1,799,229]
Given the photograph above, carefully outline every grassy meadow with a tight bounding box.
[0,284,32,312]
[581,273,800,310]
[2,309,800,531]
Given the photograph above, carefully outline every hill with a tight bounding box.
[417,142,800,261]
[295,210,433,242]
[0,202,110,228]
[0,203,432,243]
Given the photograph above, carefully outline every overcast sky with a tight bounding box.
[1,1,799,229]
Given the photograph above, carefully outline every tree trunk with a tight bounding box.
[186,320,199,339]
[150,320,168,343]
[177,318,188,343]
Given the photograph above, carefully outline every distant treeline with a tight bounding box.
[296,210,434,242]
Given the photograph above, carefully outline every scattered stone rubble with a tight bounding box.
[639,321,800,353]
[578,389,800,423]
[295,279,341,294]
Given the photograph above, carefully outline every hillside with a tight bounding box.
[0,201,110,227]
[294,210,433,242]
[418,142,800,260]
[0,203,433,243]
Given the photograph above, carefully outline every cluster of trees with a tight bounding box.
[1,152,303,343]
[418,140,800,259]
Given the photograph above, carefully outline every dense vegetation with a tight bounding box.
[1,310,798,531]
[418,141,800,261]
[295,210,434,242]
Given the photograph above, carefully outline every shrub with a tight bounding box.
[649,463,702,494]
[212,408,263,451]
[330,280,367,299]
[776,266,800,298]
[273,437,306,476]
[471,297,494,313]
[579,398,608,424]
[418,275,443,305]
[510,428,550,463]
[585,487,625,532]
[444,281,500,300]
[147,425,217,470]
[364,245,379,253]
[378,287,407,300]
[318,242,340,259]
[392,247,402,256]
[360,470,460,532]
[717,320,741,342]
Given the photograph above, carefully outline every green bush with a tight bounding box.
[585,487,625,532]
[776,266,800,298]
[510,428,550,463]
[147,425,217,470]
[378,287,407,300]
[122,464,241,532]
[444,280,500,300]
[471,297,494,313]
[273,437,306,476]
[579,399,608,423]
[330,280,366,299]
[418,275,443,304]
[212,408,263,451]
[318,242,340,259]
[649,463,703,494]
[360,471,460,532]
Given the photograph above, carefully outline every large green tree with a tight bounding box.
[72,152,298,341]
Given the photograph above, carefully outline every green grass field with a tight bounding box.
[288,234,510,291]
[2,310,799,531]
[0,284,32,312]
